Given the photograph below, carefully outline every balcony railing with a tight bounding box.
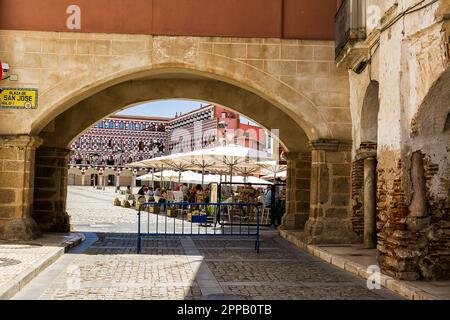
[335,0,367,59]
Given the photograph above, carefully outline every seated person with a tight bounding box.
[154,187,162,197]
[187,187,196,203]
[158,190,167,203]
[146,187,154,196]
[137,185,147,196]
[195,184,203,193]
[204,187,210,203]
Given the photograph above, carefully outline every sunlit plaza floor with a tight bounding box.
[12,186,402,300]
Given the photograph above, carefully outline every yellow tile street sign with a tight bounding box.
[0,88,38,109]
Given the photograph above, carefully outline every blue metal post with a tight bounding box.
[137,207,141,254]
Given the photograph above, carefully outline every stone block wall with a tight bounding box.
[0,135,42,240]
[0,30,351,145]
[303,139,358,244]
[33,146,71,232]
[281,151,311,230]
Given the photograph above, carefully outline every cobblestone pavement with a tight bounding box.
[0,233,83,297]
[12,187,403,300]
[0,245,57,286]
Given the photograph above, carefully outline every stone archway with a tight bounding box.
[0,35,353,241]
[360,81,380,144]
[30,71,316,235]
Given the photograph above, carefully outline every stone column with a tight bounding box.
[303,139,358,244]
[364,157,377,248]
[280,151,311,230]
[115,172,120,193]
[81,172,86,186]
[351,144,378,243]
[0,135,42,240]
[33,147,71,232]
[101,173,106,190]
[131,171,137,194]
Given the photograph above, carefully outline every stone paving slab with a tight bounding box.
[0,233,84,300]
[11,186,405,300]
[13,232,403,300]
[279,229,450,300]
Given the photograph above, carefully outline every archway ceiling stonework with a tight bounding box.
[40,77,311,152]
[0,33,352,152]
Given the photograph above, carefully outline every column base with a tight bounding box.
[0,217,41,241]
[33,211,71,233]
[280,213,309,230]
[302,217,359,244]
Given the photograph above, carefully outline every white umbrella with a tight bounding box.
[257,160,287,181]
[181,145,273,188]
[129,145,274,188]
[128,160,167,188]
[262,170,287,181]
[137,170,178,182]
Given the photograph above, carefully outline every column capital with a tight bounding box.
[0,135,43,150]
[356,142,377,160]
[356,151,377,160]
[284,151,311,161]
[309,139,352,152]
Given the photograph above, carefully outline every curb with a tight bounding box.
[0,234,85,300]
[278,229,440,300]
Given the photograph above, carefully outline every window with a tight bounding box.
[119,122,125,130]
[98,121,104,129]
[108,121,114,129]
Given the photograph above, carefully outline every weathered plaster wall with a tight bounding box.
[348,0,450,279]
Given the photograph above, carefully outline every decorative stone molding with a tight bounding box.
[309,139,352,152]
[355,142,378,160]
[0,135,43,150]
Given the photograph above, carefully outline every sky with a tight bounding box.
[116,99,257,125]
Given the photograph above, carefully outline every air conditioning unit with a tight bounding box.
[335,0,367,58]
[1,61,10,80]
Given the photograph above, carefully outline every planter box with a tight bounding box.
[135,202,146,210]
[187,211,200,222]
[191,214,208,223]
[149,205,160,214]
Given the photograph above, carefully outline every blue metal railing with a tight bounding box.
[136,202,261,254]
